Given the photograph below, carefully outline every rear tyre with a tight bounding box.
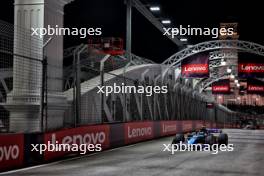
[218,133,228,145]
[205,135,216,145]
[205,134,217,150]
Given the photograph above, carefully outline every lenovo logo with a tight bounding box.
[239,64,264,73]
[212,86,229,92]
[44,125,109,160]
[162,124,176,133]
[51,132,106,145]
[128,126,152,138]
[0,145,20,162]
[248,85,264,91]
[182,64,208,73]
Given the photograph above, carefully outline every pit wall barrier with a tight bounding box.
[0,120,237,172]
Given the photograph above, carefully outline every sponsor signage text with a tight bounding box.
[124,122,154,144]
[181,54,209,78]
[0,134,24,170]
[44,125,110,160]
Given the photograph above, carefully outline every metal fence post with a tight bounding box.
[100,55,111,123]
[40,57,46,132]
[72,44,84,127]
[43,57,48,131]
[75,45,87,126]
[40,37,52,132]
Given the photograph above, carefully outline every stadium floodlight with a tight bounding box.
[161,20,171,24]
[150,6,160,11]
[221,60,227,66]
[221,59,226,66]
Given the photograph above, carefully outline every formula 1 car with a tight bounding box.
[172,127,228,146]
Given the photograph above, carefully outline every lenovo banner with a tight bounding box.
[182,121,193,132]
[194,121,204,129]
[238,53,264,78]
[212,79,230,94]
[205,121,212,128]
[0,134,24,171]
[160,121,178,136]
[124,122,154,144]
[44,125,110,161]
[247,79,264,94]
[212,122,217,128]
[181,53,209,78]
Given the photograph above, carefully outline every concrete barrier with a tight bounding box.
[0,120,238,172]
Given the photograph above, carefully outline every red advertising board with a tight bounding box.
[0,134,24,171]
[205,121,212,128]
[181,64,209,74]
[44,125,110,161]
[181,53,209,78]
[160,121,178,136]
[194,120,204,130]
[224,123,232,128]
[124,122,154,144]
[247,85,264,92]
[212,85,229,92]
[247,79,264,94]
[238,53,264,78]
[238,63,264,73]
[212,79,230,94]
[212,122,217,128]
[182,121,193,132]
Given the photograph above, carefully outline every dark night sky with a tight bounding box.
[1,0,263,63]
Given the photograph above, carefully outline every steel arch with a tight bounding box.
[162,40,264,67]
[196,75,230,93]
[196,75,264,93]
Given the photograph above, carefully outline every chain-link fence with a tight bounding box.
[63,44,156,127]
[0,20,44,133]
[65,44,242,128]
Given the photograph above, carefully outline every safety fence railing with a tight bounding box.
[67,52,242,128]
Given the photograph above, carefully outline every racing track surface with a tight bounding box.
[2,129,264,176]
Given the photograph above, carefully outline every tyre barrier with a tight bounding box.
[0,120,239,172]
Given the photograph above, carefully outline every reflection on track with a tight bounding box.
[3,129,264,176]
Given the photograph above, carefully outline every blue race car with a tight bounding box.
[172,127,228,146]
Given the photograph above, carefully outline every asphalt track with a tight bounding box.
[2,129,264,176]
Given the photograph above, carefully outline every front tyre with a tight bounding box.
[172,133,185,144]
